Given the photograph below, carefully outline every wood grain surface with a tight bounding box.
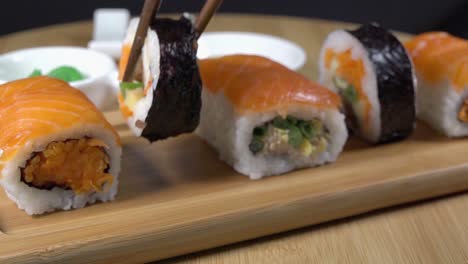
[0,14,467,264]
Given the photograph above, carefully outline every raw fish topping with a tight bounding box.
[405,32,468,91]
[0,77,120,172]
[199,55,340,113]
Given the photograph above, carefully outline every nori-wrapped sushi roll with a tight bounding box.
[318,23,416,144]
[118,16,201,141]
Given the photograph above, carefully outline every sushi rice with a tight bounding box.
[0,77,121,215]
[416,78,468,137]
[199,91,347,179]
[405,32,468,137]
[198,55,347,179]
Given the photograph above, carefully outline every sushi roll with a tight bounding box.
[405,32,468,137]
[318,24,416,144]
[198,55,348,179]
[118,16,202,142]
[0,77,121,215]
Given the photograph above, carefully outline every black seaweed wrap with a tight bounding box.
[141,17,202,141]
[348,24,415,143]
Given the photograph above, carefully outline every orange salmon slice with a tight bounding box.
[199,55,341,114]
[0,77,120,168]
[405,32,468,91]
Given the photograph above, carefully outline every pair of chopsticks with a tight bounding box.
[122,0,223,82]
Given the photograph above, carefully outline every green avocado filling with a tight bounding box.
[249,116,329,157]
[28,66,86,82]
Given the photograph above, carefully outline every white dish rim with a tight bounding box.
[198,31,307,70]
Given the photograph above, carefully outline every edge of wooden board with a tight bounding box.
[0,163,467,264]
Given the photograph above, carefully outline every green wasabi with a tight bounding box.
[28,69,42,77]
[47,66,85,82]
[27,66,86,82]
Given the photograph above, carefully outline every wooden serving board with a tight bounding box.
[0,110,468,263]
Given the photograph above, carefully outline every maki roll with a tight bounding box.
[405,32,468,137]
[0,77,121,215]
[198,55,348,179]
[118,16,202,141]
[318,24,416,144]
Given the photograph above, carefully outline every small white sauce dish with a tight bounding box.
[0,46,118,111]
[197,31,307,71]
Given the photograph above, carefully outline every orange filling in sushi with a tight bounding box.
[459,99,468,123]
[21,138,112,194]
[324,49,372,132]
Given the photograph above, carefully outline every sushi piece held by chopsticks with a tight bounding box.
[0,77,121,215]
[405,32,468,137]
[119,0,223,141]
[198,55,348,179]
[120,15,202,141]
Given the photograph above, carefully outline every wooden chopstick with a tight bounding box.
[123,0,222,82]
[195,0,224,39]
[122,0,162,82]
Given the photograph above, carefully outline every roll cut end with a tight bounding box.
[0,77,122,215]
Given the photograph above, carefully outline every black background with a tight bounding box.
[0,0,467,37]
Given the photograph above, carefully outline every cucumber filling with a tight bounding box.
[120,81,144,111]
[332,76,360,132]
[333,76,358,104]
[249,116,329,157]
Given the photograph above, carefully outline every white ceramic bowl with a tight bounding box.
[0,46,118,111]
[197,31,307,70]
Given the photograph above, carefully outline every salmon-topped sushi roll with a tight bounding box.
[319,24,416,144]
[405,32,468,137]
[198,55,348,179]
[118,16,202,141]
[0,77,121,215]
